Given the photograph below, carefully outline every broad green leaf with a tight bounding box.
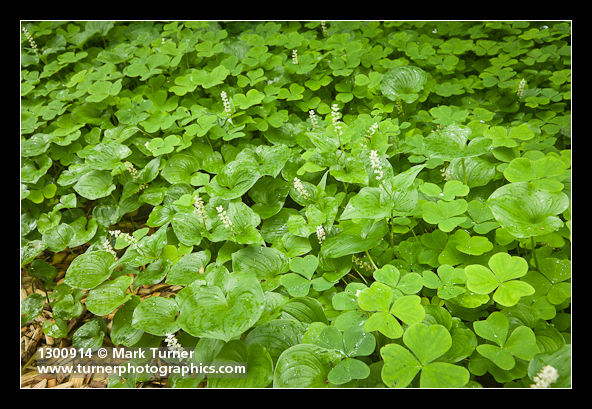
[328,358,370,385]
[64,251,115,290]
[358,282,393,312]
[364,311,403,339]
[131,296,180,336]
[208,341,273,388]
[380,65,427,103]
[273,344,341,388]
[166,251,210,286]
[177,272,265,341]
[73,170,116,200]
[110,295,144,347]
[505,326,540,360]
[85,275,133,316]
[487,182,569,239]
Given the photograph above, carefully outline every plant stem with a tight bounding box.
[353,270,368,284]
[531,236,540,271]
[364,250,379,271]
[461,158,468,186]
[410,225,419,242]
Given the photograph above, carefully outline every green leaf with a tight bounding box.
[466,252,534,306]
[110,296,144,347]
[390,295,425,325]
[274,344,341,388]
[473,311,509,346]
[343,326,376,357]
[64,251,115,290]
[364,311,403,339]
[85,275,133,316]
[380,343,421,388]
[487,182,569,239]
[72,318,107,349]
[505,326,540,360]
[232,246,289,291]
[233,89,264,109]
[73,170,116,200]
[279,273,311,297]
[208,341,273,388]
[131,296,180,336]
[246,319,307,364]
[42,223,75,252]
[328,358,370,385]
[340,187,392,220]
[403,323,452,365]
[176,272,265,341]
[380,65,427,103]
[166,251,210,286]
[358,282,393,312]
[420,362,470,388]
[290,255,318,280]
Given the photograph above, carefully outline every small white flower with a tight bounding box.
[369,150,384,182]
[22,26,38,53]
[164,333,184,354]
[102,238,118,258]
[331,104,343,137]
[193,194,208,224]
[309,109,318,129]
[292,49,298,65]
[108,229,139,250]
[220,91,232,116]
[361,122,379,147]
[216,205,235,232]
[293,177,310,199]
[316,225,326,245]
[530,365,560,388]
[124,161,139,179]
[320,21,327,35]
[517,78,527,99]
[352,254,373,272]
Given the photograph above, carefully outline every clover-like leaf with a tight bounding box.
[465,252,534,306]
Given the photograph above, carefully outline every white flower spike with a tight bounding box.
[530,365,560,388]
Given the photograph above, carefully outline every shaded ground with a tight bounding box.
[20,252,186,388]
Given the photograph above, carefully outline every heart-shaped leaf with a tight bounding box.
[177,272,265,341]
[131,296,180,336]
[403,323,452,365]
[487,181,569,239]
[380,65,427,103]
[64,251,115,290]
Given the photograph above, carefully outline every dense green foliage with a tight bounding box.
[20,20,571,388]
